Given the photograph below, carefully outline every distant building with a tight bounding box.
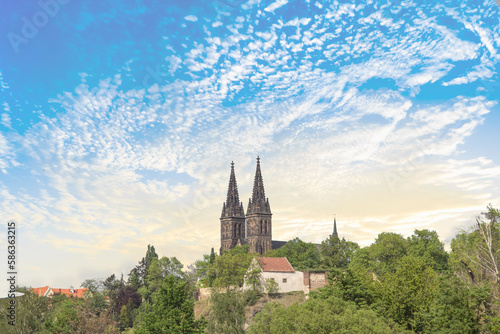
[29,286,91,299]
[30,286,52,297]
[220,157,286,255]
[256,257,304,293]
[220,157,337,255]
[243,257,328,294]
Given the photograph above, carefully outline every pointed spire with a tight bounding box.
[221,161,245,218]
[333,214,338,237]
[248,156,271,214]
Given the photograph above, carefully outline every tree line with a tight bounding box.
[1,206,499,333]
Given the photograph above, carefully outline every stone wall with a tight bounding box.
[303,271,328,291]
[194,287,212,301]
[310,272,327,290]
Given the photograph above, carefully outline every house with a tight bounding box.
[30,286,91,299]
[30,286,52,297]
[245,257,305,293]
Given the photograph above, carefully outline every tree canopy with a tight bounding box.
[135,275,204,334]
[265,237,321,271]
[320,234,360,269]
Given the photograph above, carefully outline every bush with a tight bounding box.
[265,278,280,298]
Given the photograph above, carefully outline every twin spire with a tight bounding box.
[221,161,245,218]
[248,156,271,214]
[221,157,271,218]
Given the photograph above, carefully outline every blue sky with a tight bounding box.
[1,0,500,288]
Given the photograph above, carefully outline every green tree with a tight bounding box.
[135,275,204,334]
[44,295,120,333]
[247,295,408,334]
[210,245,254,288]
[381,256,437,332]
[81,278,104,294]
[128,266,142,290]
[112,285,141,323]
[423,273,489,333]
[448,206,500,331]
[245,259,263,293]
[194,253,212,286]
[103,274,121,295]
[0,290,49,334]
[268,238,321,270]
[119,304,132,331]
[407,229,449,271]
[73,307,120,334]
[140,256,185,302]
[451,205,500,284]
[194,249,218,287]
[87,292,109,315]
[371,232,409,275]
[348,233,409,281]
[45,296,83,333]
[320,234,360,269]
[207,289,246,334]
[145,244,159,271]
[315,267,380,309]
[265,278,280,298]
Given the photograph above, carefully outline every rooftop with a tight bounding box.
[257,257,295,272]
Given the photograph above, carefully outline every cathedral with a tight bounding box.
[220,157,286,255]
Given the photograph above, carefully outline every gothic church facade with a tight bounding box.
[220,157,286,255]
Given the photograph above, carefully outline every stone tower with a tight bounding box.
[246,157,272,255]
[220,162,245,254]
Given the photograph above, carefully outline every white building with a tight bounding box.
[245,257,305,293]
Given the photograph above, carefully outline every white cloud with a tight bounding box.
[2,0,500,287]
[1,113,11,128]
[184,15,198,22]
[264,0,289,13]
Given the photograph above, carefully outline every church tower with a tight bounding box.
[333,215,338,238]
[220,162,245,254]
[246,157,272,255]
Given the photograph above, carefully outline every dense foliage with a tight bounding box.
[318,206,500,333]
[9,206,500,333]
[135,275,205,334]
[264,237,321,270]
[247,296,409,334]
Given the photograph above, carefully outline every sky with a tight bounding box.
[0,0,499,289]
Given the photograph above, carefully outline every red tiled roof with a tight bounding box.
[52,288,89,298]
[30,286,50,296]
[30,286,89,298]
[257,257,295,272]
